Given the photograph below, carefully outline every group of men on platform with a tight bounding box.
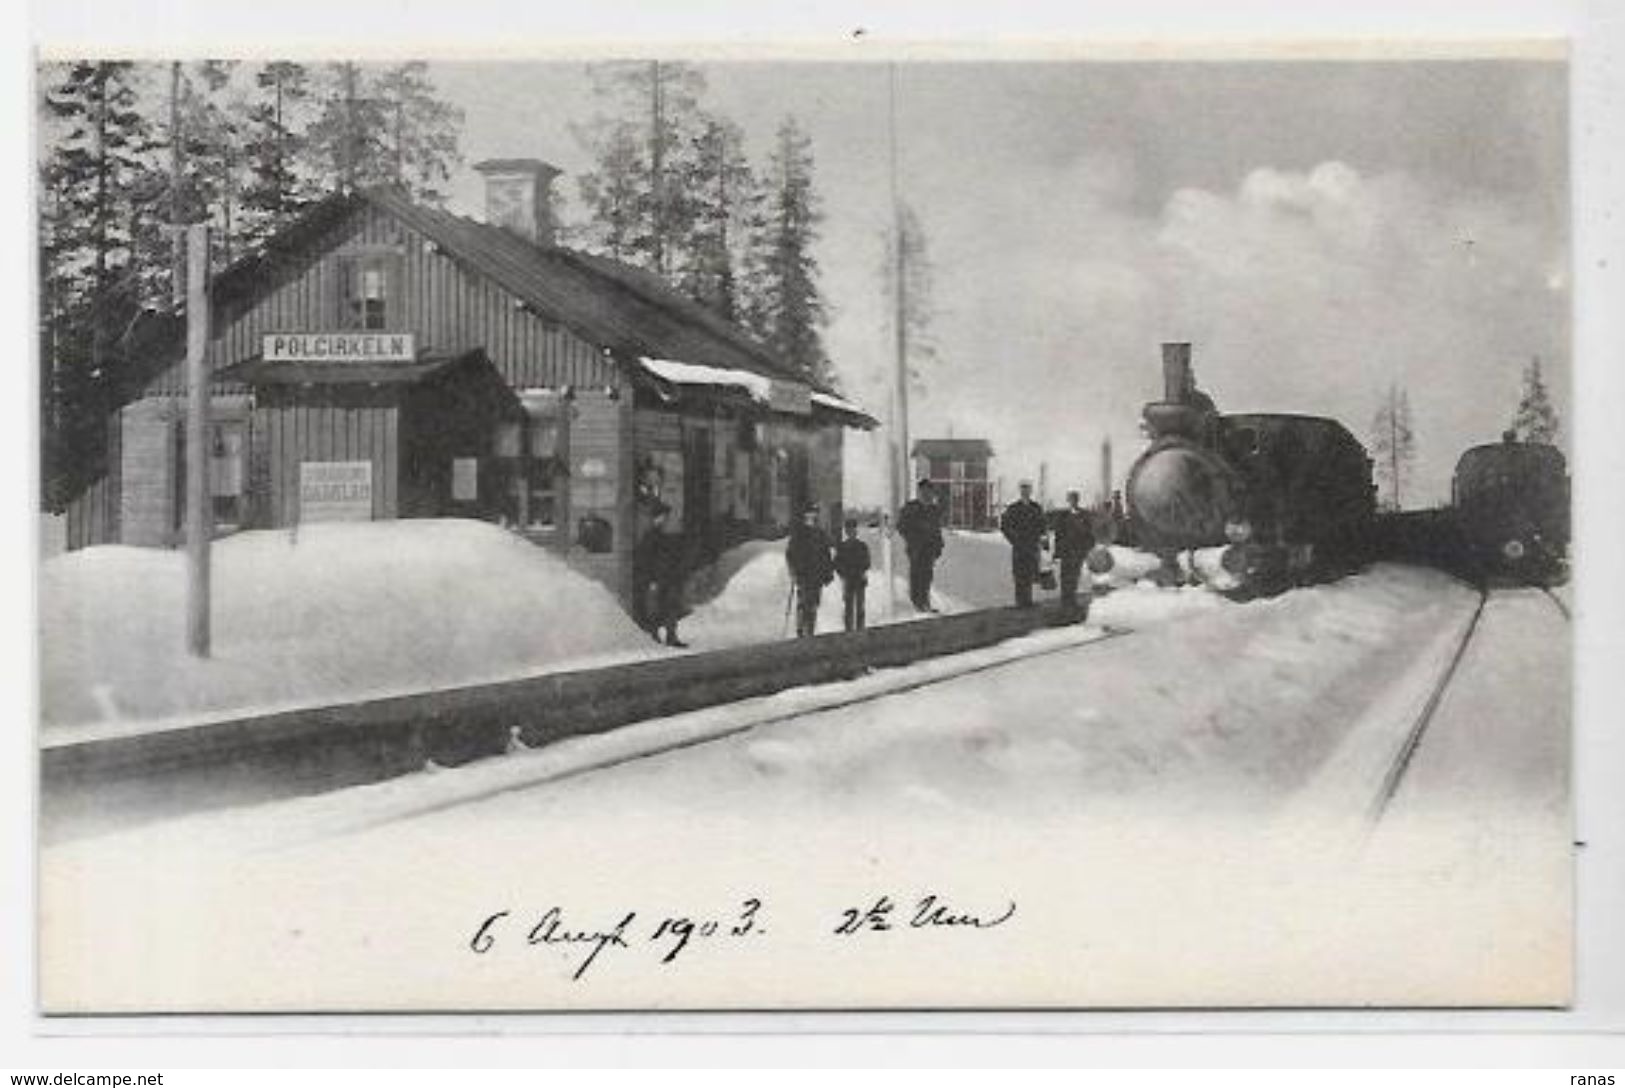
[636,477,1099,649]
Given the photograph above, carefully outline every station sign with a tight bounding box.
[299,461,373,522]
[767,378,812,416]
[264,332,416,362]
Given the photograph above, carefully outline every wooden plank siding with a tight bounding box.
[143,203,618,398]
[566,389,634,601]
[259,388,400,527]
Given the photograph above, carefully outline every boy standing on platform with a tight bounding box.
[835,518,872,632]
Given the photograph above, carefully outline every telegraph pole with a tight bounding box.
[882,63,909,618]
[184,223,212,657]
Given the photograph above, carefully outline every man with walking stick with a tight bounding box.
[785,504,836,638]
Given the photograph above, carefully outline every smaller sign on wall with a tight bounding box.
[767,379,813,416]
[300,461,373,523]
[452,458,479,502]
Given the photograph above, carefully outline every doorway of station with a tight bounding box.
[683,425,714,541]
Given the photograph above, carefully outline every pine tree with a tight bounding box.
[574,60,707,276]
[743,116,831,387]
[1511,356,1560,444]
[302,62,462,201]
[304,63,389,194]
[673,115,756,320]
[240,62,318,252]
[372,62,464,204]
[1370,383,1417,511]
[39,60,160,506]
[175,61,246,270]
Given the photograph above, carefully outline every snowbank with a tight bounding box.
[40,520,657,731]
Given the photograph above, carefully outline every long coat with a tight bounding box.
[786,524,836,589]
[1049,507,1097,561]
[897,499,944,561]
[1001,499,1048,554]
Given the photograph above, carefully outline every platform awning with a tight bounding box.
[221,347,486,386]
[635,356,877,429]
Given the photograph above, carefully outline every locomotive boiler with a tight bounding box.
[1451,432,1569,584]
[1122,343,1377,595]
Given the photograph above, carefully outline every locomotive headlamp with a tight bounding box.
[1502,539,1527,561]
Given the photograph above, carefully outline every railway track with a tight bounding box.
[1367,580,1568,823]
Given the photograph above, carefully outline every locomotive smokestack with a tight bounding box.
[1162,342,1193,404]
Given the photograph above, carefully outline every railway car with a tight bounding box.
[1120,343,1377,597]
[1452,432,1569,584]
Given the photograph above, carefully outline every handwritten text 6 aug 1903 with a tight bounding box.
[466,893,1017,981]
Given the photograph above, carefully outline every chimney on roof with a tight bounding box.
[474,158,561,246]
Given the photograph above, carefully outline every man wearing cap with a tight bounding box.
[896,479,945,612]
[1050,489,1097,616]
[786,504,836,638]
[1001,480,1048,608]
[636,504,689,647]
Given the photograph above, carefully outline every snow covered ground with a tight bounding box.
[38,561,1569,1010]
[40,522,989,734]
[39,521,660,733]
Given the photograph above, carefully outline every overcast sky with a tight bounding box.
[430,56,1568,507]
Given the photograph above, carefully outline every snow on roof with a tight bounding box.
[639,357,776,403]
[811,391,866,416]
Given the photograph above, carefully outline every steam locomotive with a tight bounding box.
[1120,343,1377,596]
[1451,433,1569,584]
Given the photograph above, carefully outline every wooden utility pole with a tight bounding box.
[889,63,910,512]
[185,223,212,657]
[170,62,186,308]
[882,63,909,617]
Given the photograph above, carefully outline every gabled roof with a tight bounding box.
[362,188,823,394]
[111,186,866,417]
[913,438,994,459]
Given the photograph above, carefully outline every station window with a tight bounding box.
[338,254,399,331]
[521,419,562,529]
[497,411,566,531]
[173,419,246,534]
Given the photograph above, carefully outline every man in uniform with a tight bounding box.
[1050,489,1097,617]
[785,504,836,638]
[896,479,945,612]
[1000,480,1048,607]
[636,505,689,647]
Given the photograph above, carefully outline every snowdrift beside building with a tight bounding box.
[39,520,656,732]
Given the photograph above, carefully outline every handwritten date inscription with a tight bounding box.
[468,893,1014,981]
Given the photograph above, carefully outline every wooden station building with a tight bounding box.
[64,160,875,602]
